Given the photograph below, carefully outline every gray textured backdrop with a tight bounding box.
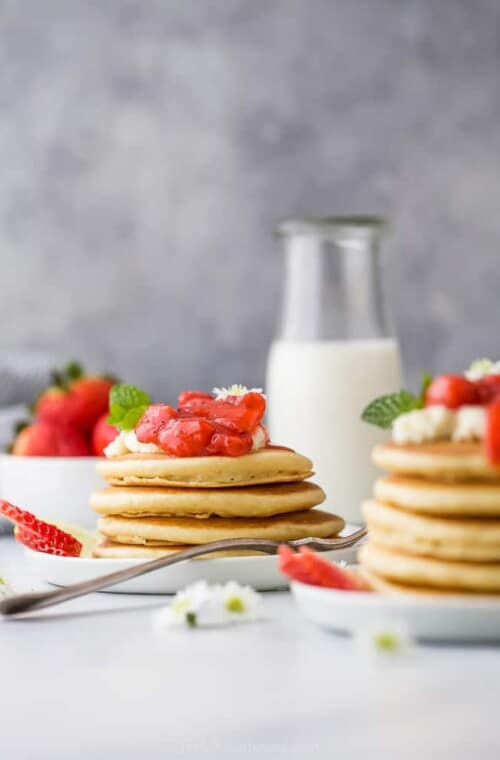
[1,0,499,399]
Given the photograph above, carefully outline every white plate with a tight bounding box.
[291,580,500,642]
[24,524,361,594]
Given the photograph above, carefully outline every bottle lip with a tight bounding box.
[276,216,388,243]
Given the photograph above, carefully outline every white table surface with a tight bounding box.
[2,534,500,760]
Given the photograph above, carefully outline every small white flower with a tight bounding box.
[220,581,262,621]
[465,358,495,380]
[153,580,263,630]
[354,621,414,657]
[212,384,265,400]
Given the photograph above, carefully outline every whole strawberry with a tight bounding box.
[34,362,117,433]
[34,386,84,428]
[92,413,118,456]
[12,421,90,456]
[70,375,115,432]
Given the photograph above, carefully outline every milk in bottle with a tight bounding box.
[266,218,402,524]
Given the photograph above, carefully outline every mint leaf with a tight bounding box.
[418,371,433,405]
[361,390,420,429]
[107,384,152,431]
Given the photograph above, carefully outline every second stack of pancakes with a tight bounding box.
[359,441,500,595]
[91,447,344,558]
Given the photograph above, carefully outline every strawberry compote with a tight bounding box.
[135,391,268,457]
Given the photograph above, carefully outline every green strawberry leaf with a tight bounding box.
[361,390,421,429]
[65,361,84,382]
[107,384,152,431]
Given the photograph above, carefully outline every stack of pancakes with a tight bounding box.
[90,447,344,558]
[359,441,500,595]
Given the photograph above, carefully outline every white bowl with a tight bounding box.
[0,454,105,529]
[291,580,500,642]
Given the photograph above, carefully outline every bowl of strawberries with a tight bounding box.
[0,362,119,528]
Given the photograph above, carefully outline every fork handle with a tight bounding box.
[0,538,280,616]
[0,528,366,616]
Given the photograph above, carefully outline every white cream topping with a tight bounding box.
[104,431,162,457]
[392,406,455,444]
[392,405,486,444]
[104,425,269,457]
[103,432,129,457]
[251,424,269,450]
[452,406,486,441]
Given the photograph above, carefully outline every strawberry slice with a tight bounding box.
[477,375,500,404]
[135,403,177,444]
[0,501,82,557]
[278,545,369,591]
[485,401,500,465]
[425,374,479,409]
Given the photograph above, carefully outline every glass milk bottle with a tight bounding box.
[266,217,402,524]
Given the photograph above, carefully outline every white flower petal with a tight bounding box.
[212,385,265,400]
[465,358,494,380]
[152,581,263,630]
[354,621,414,657]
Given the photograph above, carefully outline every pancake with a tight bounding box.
[97,448,314,488]
[359,542,500,592]
[92,537,259,559]
[373,441,500,482]
[97,508,344,546]
[363,499,500,561]
[374,475,500,516]
[90,481,325,518]
[359,567,500,598]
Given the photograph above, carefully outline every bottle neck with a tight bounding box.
[279,232,391,341]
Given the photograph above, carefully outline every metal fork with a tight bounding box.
[0,526,366,616]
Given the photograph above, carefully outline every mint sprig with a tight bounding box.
[361,390,420,429]
[107,384,152,431]
[418,371,433,405]
[361,372,433,430]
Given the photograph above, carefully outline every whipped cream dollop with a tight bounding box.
[104,430,162,457]
[104,425,269,458]
[392,405,486,445]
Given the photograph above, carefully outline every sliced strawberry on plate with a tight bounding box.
[15,527,81,557]
[278,545,369,591]
[485,401,500,465]
[0,501,82,557]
